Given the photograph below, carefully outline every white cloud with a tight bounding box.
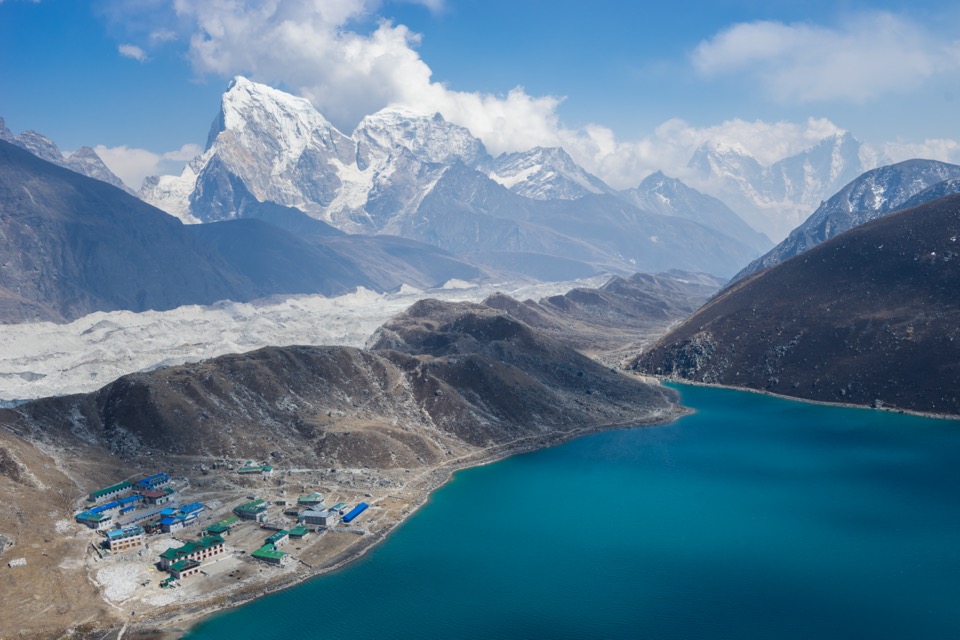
[118,43,147,61]
[94,143,202,189]
[170,0,563,155]
[883,138,960,165]
[149,29,177,44]
[693,13,960,103]
[557,116,851,189]
[104,2,960,193]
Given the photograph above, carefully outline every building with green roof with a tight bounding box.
[169,558,202,579]
[233,499,268,521]
[288,525,310,539]
[159,535,225,570]
[237,464,273,476]
[206,515,239,536]
[76,512,113,530]
[265,530,289,548]
[252,544,289,566]
[88,481,133,503]
[297,492,324,506]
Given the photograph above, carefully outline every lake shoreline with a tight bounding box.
[124,405,689,639]
[653,376,960,421]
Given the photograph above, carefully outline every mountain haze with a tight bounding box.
[733,159,960,282]
[688,132,881,241]
[622,171,772,254]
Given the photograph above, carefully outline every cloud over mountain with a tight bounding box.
[96,2,960,191]
[693,12,960,103]
[172,0,563,157]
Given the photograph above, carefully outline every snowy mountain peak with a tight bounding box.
[212,75,343,154]
[621,170,771,254]
[16,130,64,164]
[637,170,679,191]
[731,158,960,282]
[490,146,613,200]
[355,107,489,167]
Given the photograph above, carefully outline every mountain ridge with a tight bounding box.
[0,116,133,194]
[140,77,765,280]
[732,159,960,282]
[0,140,485,323]
[632,192,960,416]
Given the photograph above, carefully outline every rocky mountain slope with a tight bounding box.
[621,171,771,254]
[0,140,255,322]
[141,77,763,279]
[484,270,723,359]
[489,146,616,200]
[733,159,960,283]
[0,141,484,323]
[9,299,678,463]
[0,116,132,194]
[632,193,960,415]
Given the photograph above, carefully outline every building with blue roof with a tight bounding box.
[106,526,145,552]
[136,473,171,490]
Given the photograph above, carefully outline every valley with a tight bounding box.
[0,282,702,639]
[2,23,960,638]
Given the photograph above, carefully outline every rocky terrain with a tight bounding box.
[0,297,681,638]
[632,193,960,416]
[484,270,723,363]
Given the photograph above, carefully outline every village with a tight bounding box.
[69,459,418,616]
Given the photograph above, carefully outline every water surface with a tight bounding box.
[187,384,960,639]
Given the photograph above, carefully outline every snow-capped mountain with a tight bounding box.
[689,132,881,241]
[732,159,960,282]
[356,107,491,168]
[0,117,133,194]
[141,77,767,279]
[489,146,615,200]
[621,171,771,254]
[144,77,490,231]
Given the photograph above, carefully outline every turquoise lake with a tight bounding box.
[186,384,960,639]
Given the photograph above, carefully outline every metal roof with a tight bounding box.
[89,481,132,500]
[252,545,287,560]
[265,530,289,544]
[169,559,200,572]
[159,535,225,560]
[107,526,144,539]
[234,499,267,513]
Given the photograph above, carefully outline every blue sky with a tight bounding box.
[2,0,959,188]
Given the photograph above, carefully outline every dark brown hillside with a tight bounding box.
[12,299,678,467]
[482,271,723,359]
[632,193,960,415]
